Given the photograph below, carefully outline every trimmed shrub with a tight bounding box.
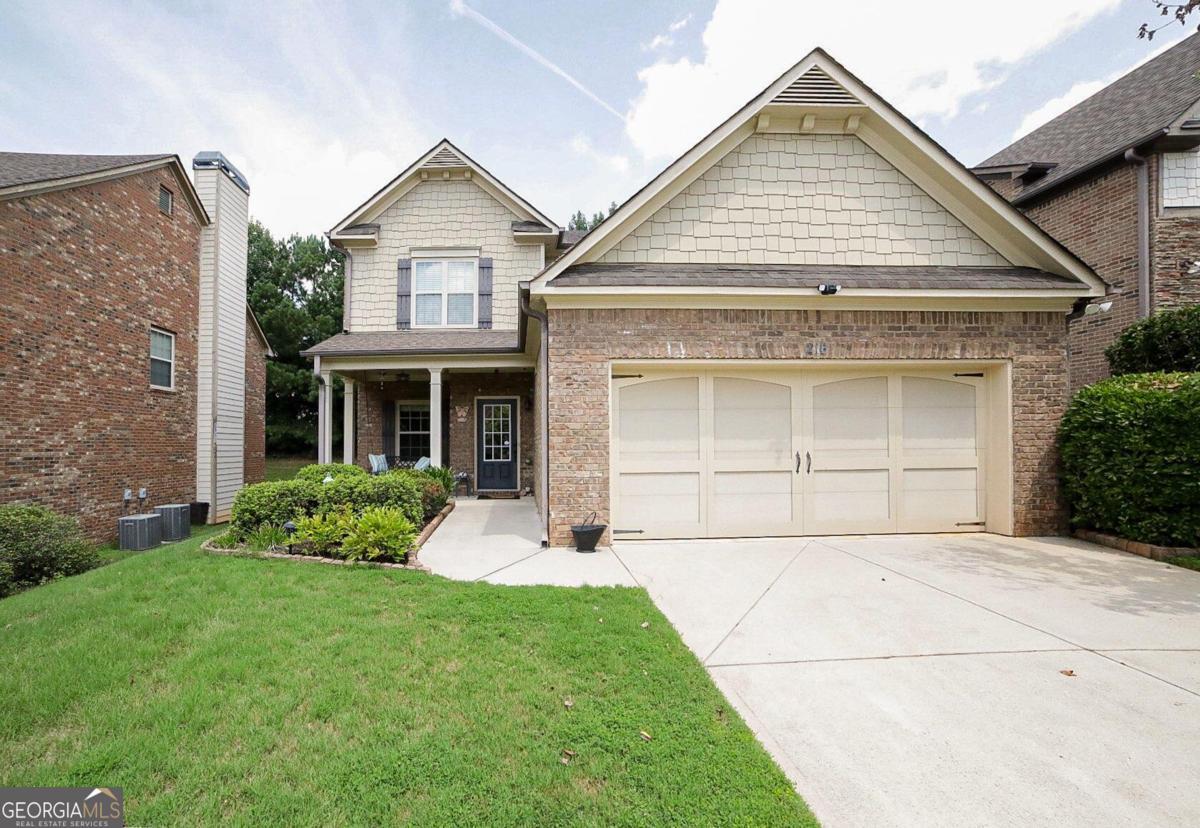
[1059,372,1200,547]
[294,463,368,485]
[0,504,100,597]
[231,479,320,535]
[420,465,457,495]
[396,469,450,519]
[316,474,423,527]
[294,508,353,556]
[1106,305,1200,375]
[341,507,417,563]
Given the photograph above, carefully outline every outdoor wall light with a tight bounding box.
[1083,300,1114,316]
[817,283,841,296]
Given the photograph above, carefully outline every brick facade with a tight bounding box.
[981,154,1200,389]
[354,372,534,492]
[546,307,1070,547]
[0,167,202,541]
[243,319,268,485]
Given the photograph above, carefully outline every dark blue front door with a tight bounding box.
[476,397,518,491]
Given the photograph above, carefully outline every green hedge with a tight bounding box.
[231,479,321,535]
[231,470,431,536]
[294,463,368,484]
[0,504,100,597]
[1106,305,1200,375]
[1059,372,1200,547]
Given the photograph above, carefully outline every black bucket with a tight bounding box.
[190,502,210,526]
[570,512,606,553]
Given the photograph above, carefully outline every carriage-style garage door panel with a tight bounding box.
[613,367,992,540]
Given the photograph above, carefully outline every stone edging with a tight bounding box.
[1074,529,1197,562]
[415,501,455,549]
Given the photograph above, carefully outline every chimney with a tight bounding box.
[192,151,250,523]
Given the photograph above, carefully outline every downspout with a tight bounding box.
[1124,148,1151,319]
[520,287,550,547]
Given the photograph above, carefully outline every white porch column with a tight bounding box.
[342,378,356,465]
[429,368,443,467]
[317,371,333,464]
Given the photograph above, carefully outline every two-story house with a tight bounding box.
[0,151,272,540]
[973,32,1200,389]
[306,49,1107,547]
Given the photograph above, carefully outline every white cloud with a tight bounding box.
[11,1,426,237]
[1011,31,1189,140]
[625,0,1125,161]
[643,13,694,51]
[569,134,631,175]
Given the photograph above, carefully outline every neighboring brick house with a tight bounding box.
[244,307,273,485]
[0,152,270,540]
[306,49,1105,547]
[973,33,1200,389]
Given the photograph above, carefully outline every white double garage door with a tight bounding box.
[612,364,1010,540]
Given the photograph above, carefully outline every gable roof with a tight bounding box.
[976,32,1200,204]
[329,139,558,241]
[532,48,1105,298]
[0,152,209,224]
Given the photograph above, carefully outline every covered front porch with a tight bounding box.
[315,357,537,496]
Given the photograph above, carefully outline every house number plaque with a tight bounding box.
[804,341,829,356]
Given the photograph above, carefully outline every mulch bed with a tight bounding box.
[202,501,456,572]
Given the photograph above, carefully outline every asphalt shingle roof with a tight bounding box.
[976,32,1200,202]
[551,263,1084,291]
[0,152,174,189]
[303,329,521,357]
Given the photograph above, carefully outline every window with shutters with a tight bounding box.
[411,258,478,327]
[149,327,175,390]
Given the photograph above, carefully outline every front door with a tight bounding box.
[476,397,518,491]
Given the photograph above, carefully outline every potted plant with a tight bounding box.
[570,512,606,553]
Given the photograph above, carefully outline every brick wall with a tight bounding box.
[0,167,201,541]
[546,307,1069,547]
[354,372,534,492]
[980,155,1200,389]
[243,321,267,485]
[601,133,1007,266]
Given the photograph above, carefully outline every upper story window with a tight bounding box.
[149,327,175,390]
[1163,149,1200,208]
[158,185,174,216]
[413,258,478,327]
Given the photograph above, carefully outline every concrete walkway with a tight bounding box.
[614,534,1200,827]
[419,498,635,586]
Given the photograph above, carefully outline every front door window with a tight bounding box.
[482,403,512,462]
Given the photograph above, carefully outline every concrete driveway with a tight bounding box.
[614,534,1200,827]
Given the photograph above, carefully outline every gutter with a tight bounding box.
[519,283,551,547]
[1011,128,1168,207]
[1124,148,1151,319]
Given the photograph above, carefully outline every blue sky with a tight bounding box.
[0,1,1190,236]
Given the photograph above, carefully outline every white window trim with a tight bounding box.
[411,255,479,329]
[394,400,431,458]
[149,326,175,391]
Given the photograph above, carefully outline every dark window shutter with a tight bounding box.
[382,399,395,456]
[396,259,412,329]
[478,257,493,329]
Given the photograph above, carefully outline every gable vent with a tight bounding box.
[772,67,861,106]
[423,146,467,168]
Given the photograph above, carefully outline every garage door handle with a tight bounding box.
[795,451,802,474]
[805,451,811,474]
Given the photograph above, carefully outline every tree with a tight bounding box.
[568,210,590,231]
[246,220,345,456]
[1139,1,1200,39]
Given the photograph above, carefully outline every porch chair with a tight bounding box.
[368,454,389,475]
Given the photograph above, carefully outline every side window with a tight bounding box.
[158,185,174,216]
[150,327,175,389]
[395,402,431,461]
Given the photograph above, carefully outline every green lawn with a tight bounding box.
[0,534,814,826]
[265,455,313,481]
[1171,556,1200,572]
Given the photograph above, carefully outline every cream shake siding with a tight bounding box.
[598,133,1010,266]
[1162,149,1200,207]
[348,178,543,332]
[193,159,249,522]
